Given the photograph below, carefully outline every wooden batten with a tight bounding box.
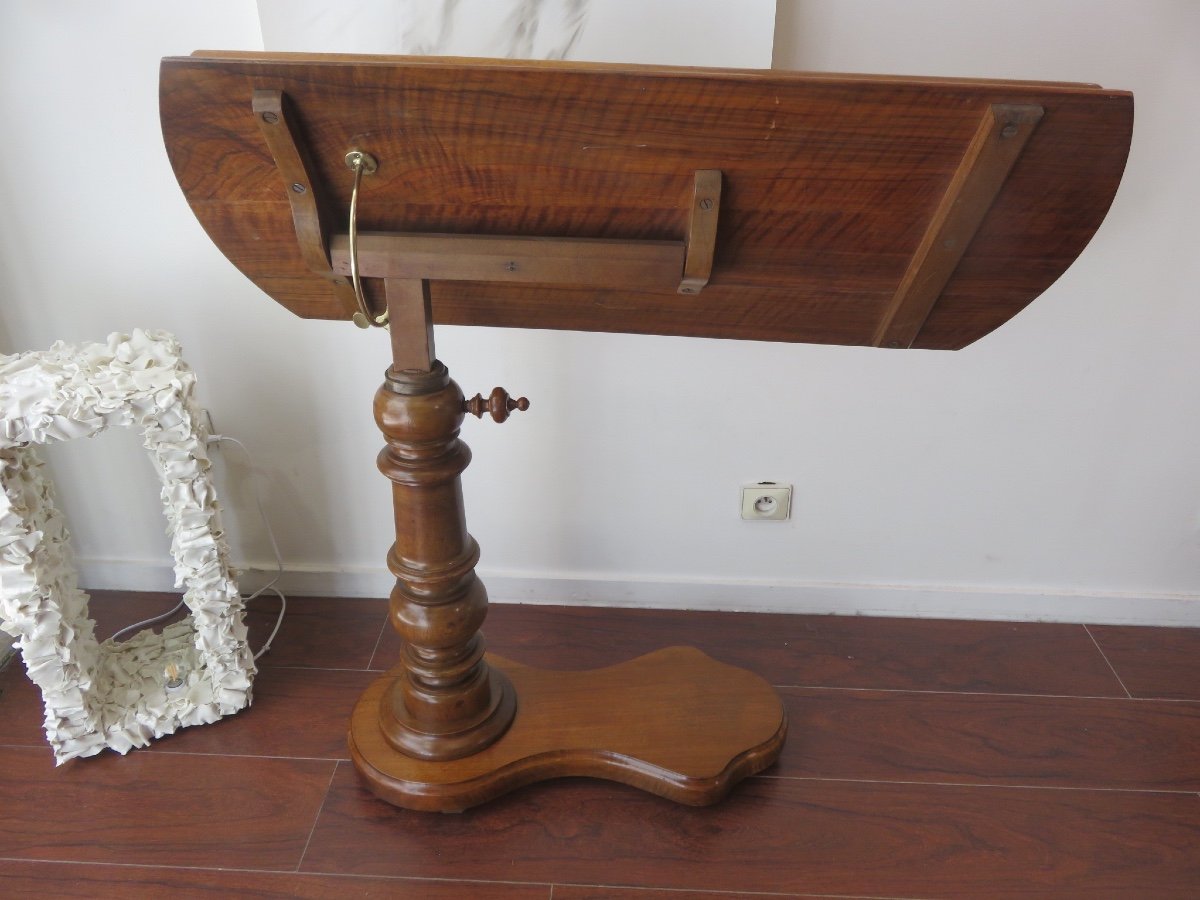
[871,103,1044,349]
[251,90,360,318]
[329,232,687,291]
[679,169,723,294]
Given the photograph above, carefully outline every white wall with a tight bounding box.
[1,1,1197,625]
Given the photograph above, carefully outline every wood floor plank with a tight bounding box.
[1,657,367,762]
[379,604,1126,696]
[6,594,1200,895]
[25,662,1194,792]
[86,592,1124,697]
[85,591,387,670]
[85,591,189,641]
[241,594,386,670]
[0,746,335,870]
[0,860,549,899]
[0,663,46,748]
[146,666,372,760]
[553,887,817,899]
[1087,625,1200,701]
[777,688,1200,791]
[1,623,373,761]
[303,765,1200,896]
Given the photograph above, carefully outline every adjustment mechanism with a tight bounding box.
[464,388,530,423]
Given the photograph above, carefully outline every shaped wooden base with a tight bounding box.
[349,646,787,812]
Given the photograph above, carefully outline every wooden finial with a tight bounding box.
[464,387,530,423]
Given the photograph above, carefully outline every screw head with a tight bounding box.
[504,261,518,272]
[1001,122,1019,138]
[261,111,279,124]
[290,182,306,194]
[699,197,715,211]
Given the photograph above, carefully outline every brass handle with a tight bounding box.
[345,150,385,329]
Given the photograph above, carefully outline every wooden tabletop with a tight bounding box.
[160,52,1132,350]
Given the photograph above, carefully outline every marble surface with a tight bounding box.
[256,0,775,67]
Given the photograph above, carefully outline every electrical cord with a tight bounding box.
[109,432,287,661]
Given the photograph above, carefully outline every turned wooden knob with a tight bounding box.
[464,387,530,423]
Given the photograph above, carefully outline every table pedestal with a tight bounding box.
[350,647,786,812]
[348,361,786,812]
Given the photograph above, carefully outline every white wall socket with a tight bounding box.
[741,483,792,521]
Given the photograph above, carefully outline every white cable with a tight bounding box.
[110,432,287,660]
[109,599,185,643]
[250,587,287,661]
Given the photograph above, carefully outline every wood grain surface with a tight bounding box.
[303,766,1200,896]
[350,648,786,811]
[777,687,1200,790]
[2,593,1198,897]
[0,860,549,899]
[374,602,1129,695]
[160,53,1132,350]
[0,746,333,870]
[1088,624,1200,700]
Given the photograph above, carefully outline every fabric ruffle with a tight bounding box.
[0,330,255,763]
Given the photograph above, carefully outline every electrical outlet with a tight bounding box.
[741,483,791,521]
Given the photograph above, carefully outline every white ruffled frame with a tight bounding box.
[0,330,255,763]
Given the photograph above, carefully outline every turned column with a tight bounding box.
[370,278,524,761]
[374,362,518,760]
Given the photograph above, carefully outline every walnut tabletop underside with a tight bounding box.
[160,53,1131,350]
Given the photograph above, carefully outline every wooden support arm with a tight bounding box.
[252,90,362,319]
[872,104,1044,349]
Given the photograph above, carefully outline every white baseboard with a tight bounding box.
[476,574,1200,627]
[73,557,1200,627]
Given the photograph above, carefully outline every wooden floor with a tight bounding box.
[1,591,1199,898]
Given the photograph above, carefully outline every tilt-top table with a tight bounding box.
[160,52,1131,812]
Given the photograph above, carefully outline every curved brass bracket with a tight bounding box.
[345,150,386,329]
